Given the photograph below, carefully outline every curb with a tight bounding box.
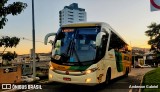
[138,74,145,92]
[138,68,156,92]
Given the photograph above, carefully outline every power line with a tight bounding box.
[0,35,44,44]
[21,37,44,43]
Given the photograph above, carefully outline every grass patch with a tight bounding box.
[142,68,160,92]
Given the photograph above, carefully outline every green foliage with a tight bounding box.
[0,36,20,48]
[145,22,160,45]
[142,68,160,92]
[0,36,20,55]
[2,51,17,61]
[0,0,27,29]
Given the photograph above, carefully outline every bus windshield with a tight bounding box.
[51,27,101,65]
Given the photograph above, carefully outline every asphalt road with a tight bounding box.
[22,67,154,92]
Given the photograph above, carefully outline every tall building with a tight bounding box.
[59,3,87,26]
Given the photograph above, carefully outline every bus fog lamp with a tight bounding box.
[49,74,53,79]
[85,78,91,83]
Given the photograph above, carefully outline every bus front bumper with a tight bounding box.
[48,69,98,86]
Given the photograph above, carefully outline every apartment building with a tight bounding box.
[59,3,87,26]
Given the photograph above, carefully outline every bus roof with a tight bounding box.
[61,22,105,27]
[61,22,128,46]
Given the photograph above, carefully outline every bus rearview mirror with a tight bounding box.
[96,32,106,47]
[44,33,56,45]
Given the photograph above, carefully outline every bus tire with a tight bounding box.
[104,69,111,85]
[125,67,129,77]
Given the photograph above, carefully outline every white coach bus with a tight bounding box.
[44,22,132,85]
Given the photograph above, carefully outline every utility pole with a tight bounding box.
[32,0,36,79]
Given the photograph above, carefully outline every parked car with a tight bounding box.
[142,64,151,68]
[21,76,34,83]
[135,64,151,68]
[135,64,143,68]
[27,75,40,81]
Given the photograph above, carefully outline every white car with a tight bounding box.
[21,76,34,83]
[27,75,40,81]
[142,64,152,68]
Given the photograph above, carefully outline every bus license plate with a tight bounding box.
[63,77,71,81]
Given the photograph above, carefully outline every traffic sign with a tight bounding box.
[150,0,160,11]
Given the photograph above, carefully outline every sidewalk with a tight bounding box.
[129,68,155,92]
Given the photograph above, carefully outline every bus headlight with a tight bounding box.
[50,66,54,70]
[85,70,92,74]
[84,68,98,74]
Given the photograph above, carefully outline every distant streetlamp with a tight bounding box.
[32,0,36,79]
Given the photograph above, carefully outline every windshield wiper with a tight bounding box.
[65,38,82,65]
[62,29,82,65]
[72,41,82,65]
[65,39,72,55]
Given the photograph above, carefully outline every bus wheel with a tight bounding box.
[125,68,129,77]
[105,69,111,85]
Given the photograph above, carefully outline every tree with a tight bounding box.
[0,0,27,29]
[2,51,17,66]
[2,51,17,61]
[0,36,20,55]
[145,22,160,67]
[145,22,160,50]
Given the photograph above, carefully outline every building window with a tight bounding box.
[79,19,84,21]
[68,11,73,13]
[79,16,83,18]
[68,14,73,17]
[79,13,83,15]
[68,18,73,20]
[68,21,73,23]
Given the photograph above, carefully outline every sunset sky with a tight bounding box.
[0,0,160,55]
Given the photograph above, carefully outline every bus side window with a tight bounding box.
[108,31,126,51]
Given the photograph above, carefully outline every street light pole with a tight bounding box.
[32,0,36,79]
